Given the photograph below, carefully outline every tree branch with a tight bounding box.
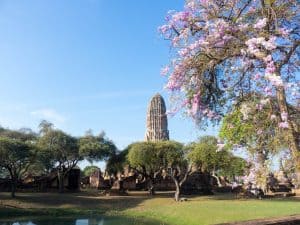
[278,41,300,70]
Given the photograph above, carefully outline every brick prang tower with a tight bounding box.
[145,93,169,141]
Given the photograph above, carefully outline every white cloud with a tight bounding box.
[30,108,66,124]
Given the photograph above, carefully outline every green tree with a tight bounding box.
[38,126,79,193]
[79,131,116,163]
[188,136,239,186]
[127,142,161,195]
[82,165,100,177]
[219,98,290,188]
[0,127,37,142]
[106,148,129,176]
[0,135,36,197]
[155,141,191,201]
[218,154,247,181]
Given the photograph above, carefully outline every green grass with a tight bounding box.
[124,196,300,225]
[0,192,300,225]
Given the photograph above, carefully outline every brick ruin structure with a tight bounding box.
[0,168,81,192]
[145,93,169,141]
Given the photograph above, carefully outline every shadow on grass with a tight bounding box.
[0,191,176,221]
[0,192,172,224]
[1,192,147,208]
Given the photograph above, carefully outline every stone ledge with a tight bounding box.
[217,215,300,225]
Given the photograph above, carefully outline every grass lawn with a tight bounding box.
[0,191,300,225]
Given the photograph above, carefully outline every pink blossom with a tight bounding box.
[260,98,269,105]
[257,129,263,135]
[246,37,277,56]
[253,18,267,29]
[240,49,247,55]
[178,48,189,57]
[248,6,256,13]
[159,0,298,125]
[200,0,208,6]
[185,1,197,11]
[263,55,272,63]
[172,11,191,22]
[207,110,215,118]
[279,121,289,128]
[191,94,200,115]
[262,36,277,50]
[245,37,264,55]
[238,23,249,31]
[265,61,276,74]
[265,73,284,87]
[253,73,261,80]
[215,40,225,47]
[270,114,277,120]
[281,111,288,121]
[256,104,263,111]
[160,66,170,76]
[172,36,180,46]
[222,35,233,42]
[158,25,170,34]
[264,87,272,96]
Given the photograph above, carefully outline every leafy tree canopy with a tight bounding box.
[0,131,36,197]
[83,165,100,177]
[79,131,116,163]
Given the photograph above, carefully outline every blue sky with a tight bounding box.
[0,0,218,162]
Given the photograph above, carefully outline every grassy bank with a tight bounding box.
[0,192,300,225]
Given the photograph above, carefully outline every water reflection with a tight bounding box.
[1,218,112,225]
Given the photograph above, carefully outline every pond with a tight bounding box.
[0,216,162,225]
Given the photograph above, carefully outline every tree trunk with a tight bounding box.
[256,149,268,192]
[11,177,17,198]
[148,178,155,195]
[212,170,222,187]
[8,169,17,198]
[174,179,181,202]
[57,171,64,193]
[276,86,300,172]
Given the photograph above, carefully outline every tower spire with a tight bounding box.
[145,93,169,141]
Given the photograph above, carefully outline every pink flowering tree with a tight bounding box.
[159,0,300,169]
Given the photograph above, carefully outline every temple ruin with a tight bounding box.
[145,93,169,141]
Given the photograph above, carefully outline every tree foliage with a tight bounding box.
[219,97,291,187]
[159,0,300,169]
[187,136,246,181]
[106,148,129,175]
[38,123,80,193]
[219,96,287,154]
[79,131,116,163]
[0,129,36,197]
[155,141,192,201]
[82,165,100,177]
[127,142,160,176]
